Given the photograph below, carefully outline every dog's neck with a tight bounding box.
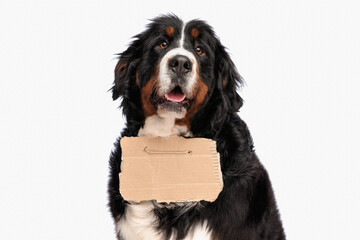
[138,113,192,137]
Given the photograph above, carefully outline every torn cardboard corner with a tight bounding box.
[119,136,223,203]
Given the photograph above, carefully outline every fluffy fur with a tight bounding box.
[108,14,286,240]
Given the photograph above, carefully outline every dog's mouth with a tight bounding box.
[152,86,193,111]
[165,86,186,103]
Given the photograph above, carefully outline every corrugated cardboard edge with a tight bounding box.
[119,136,223,203]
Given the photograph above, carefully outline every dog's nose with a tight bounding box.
[169,55,192,75]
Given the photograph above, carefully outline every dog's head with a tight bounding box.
[112,14,243,135]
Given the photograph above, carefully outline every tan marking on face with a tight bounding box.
[141,66,159,117]
[191,28,200,38]
[165,26,174,37]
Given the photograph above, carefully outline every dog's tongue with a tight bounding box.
[165,88,185,102]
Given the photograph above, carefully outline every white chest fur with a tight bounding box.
[116,114,211,240]
[116,202,211,240]
[138,113,192,137]
[116,201,164,240]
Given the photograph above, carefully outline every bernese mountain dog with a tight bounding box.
[108,14,286,240]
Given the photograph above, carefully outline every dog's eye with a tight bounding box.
[195,46,204,55]
[160,41,168,49]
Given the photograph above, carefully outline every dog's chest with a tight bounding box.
[116,115,212,240]
[137,114,192,137]
[116,202,212,240]
[116,201,162,240]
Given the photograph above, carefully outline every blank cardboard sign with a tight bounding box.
[119,136,223,203]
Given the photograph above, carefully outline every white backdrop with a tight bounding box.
[1,0,359,239]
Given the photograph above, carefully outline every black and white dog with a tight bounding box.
[108,14,285,240]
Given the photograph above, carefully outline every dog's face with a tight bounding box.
[112,15,243,132]
[138,17,211,120]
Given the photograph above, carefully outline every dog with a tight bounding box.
[108,14,285,240]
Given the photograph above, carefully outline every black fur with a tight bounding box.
[108,14,285,240]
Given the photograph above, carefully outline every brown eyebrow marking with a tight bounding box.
[191,28,200,38]
[165,26,174,37]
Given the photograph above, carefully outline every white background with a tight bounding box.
[1,0,359,239]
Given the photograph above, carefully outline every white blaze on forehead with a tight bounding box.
[158,22,197,97]
[179,22,186,48]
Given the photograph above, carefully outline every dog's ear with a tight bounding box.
[111,39,142,101]
[215,42,244,112]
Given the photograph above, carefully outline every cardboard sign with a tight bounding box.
[119,136,223,203]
